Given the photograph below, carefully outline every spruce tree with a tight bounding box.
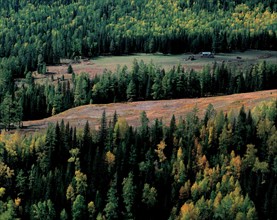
[126,79,136,101]
[104,178,119,220]
[122,172,136,219]
[72,195,86,220]
[67,64,73,74]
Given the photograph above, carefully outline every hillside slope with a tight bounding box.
[23,89,277,131]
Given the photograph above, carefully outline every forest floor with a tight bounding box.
[22,89,277,133]
[33,50,277,83]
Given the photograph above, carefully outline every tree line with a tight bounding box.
[0,0,276,79]
[0,100,276,219]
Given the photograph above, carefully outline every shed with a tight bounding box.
[201,52,214,58]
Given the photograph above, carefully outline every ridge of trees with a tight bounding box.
[0,101,276,219]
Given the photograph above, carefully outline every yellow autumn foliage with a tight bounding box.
[15,197,21,207]
[180,202,199,220]
[105,151,116,167]
[155,140,167,162]
[0,187,5,198]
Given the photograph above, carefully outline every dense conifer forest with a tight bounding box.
[0,0,276,76]
[0,0,277,219]
[1,102,277,219]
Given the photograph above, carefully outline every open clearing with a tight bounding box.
[35,50,277,83]
[26,50,277,133]
[23,90,277,132]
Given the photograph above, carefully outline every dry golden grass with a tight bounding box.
[34,50,277,83]
[23,90,277,132]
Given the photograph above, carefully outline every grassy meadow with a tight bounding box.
[36,50,277,83]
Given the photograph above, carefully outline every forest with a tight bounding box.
[0,101,276,219]
[0,0,276,77]
[0,0,277,219]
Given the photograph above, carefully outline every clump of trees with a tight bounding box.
[0,101,276,219]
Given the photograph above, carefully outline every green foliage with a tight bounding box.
[67,64,73,74]
[113,118,128,141]
[242,144,257,170]
[88,201,96,219]
[142,183,157,208]
[31,200,56,220]
[74,170,88,195]
[15,169,27,197]
[60,209,68,220]
[1,54,276,124]
[74,73,90,106]
[104,179,119,220]
[37,54,46,74]
[252,158,269,174]
[72,195,86,220]
[53,83,63,115]
[0,93,22,130]
[126,80,136,101]
[0,101,276,219]
[0,200,16,220]
[151,70,163,100]
[122,172,136,218]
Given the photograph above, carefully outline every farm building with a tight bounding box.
[201,52,214,58]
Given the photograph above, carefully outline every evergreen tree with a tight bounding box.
[122,172,136,219]
[88,201,96,219]
[72,195,86,220]
[204,103,216,126]
[234,106,247,154]
[126,79,136,101]
[99,110,107,145]
[53,83,63,115]
[67,64,73,74]
[139,111,149,139]
[219,123,233,155]
[0,200,16,220]
[104,178,119,220]
[60,209,68,220]
[44,124,57,171]
[0,93,22,130]
[37,54,46,74]
[74,73,90,106]
[16,169,27,197]
[151,70,163,100]
[31,200,56,220]
[80,121,92,170]
[142,183,157,208]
